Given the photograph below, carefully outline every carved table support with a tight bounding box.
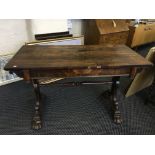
[32,79,42,130]
[111,76,122,124]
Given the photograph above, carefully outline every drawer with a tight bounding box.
[131,24,155,47]
[30,68,130,79]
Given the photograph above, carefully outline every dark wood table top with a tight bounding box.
[5,45,152,71]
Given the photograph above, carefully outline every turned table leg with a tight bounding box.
[32,79,42,130]
[111,77,122,124]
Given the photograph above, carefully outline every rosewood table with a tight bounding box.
[4,45,152,129]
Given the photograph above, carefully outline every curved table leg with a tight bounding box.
[111,77,122,124]
[32,79,42,130]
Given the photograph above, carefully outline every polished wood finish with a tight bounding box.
[23,70,30,81]
[84,19,129,45]
[29,68,130,79]
[32,79,42,129]
[5,45,151,71]
[111,77,122,123]
[127,23,155,47]
[4,45,152,129]
[40,80,113,86]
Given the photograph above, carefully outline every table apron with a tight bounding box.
[27,68,131,79]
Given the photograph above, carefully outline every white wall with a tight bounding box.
[31,19,68,34]
[27,19,83,38]
[0,19,29,55]
[71,19,84,36]
[25,19,69,41]
[0,19,83,56]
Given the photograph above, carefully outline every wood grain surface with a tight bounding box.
[4,45,152,71]
[84,20,129,45]
[96,19,129,34]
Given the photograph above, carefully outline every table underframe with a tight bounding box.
[31,76,122,130]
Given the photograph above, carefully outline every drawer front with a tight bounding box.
[144,25,155,42]
[131,24,155,47]
[30,68,130,79]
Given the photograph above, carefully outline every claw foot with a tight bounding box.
[114,111,122,124]
[32,113,42,130]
